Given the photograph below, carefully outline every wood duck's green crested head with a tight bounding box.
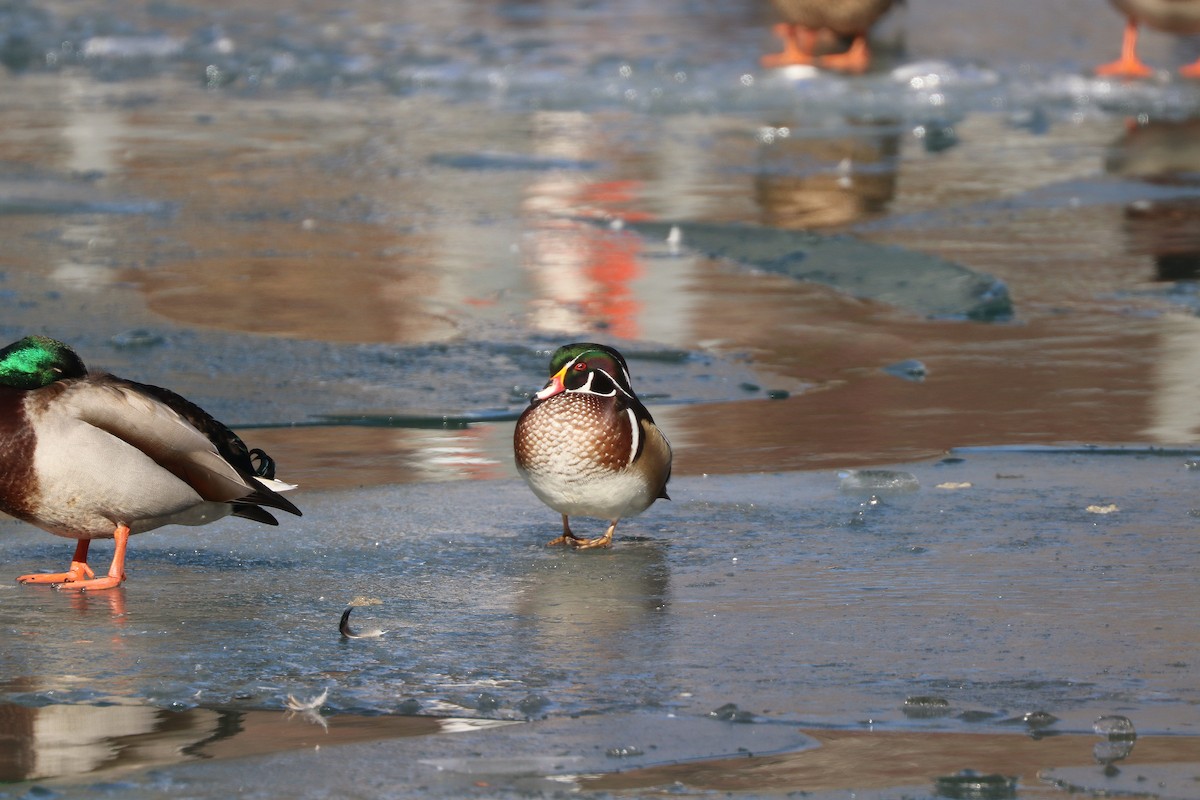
[0,336,88,390]
[534,342,636,402]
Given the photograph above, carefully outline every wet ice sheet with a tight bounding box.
[1,449,1198,796]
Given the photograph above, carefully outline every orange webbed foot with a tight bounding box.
[569,521,617,550]
[1179,59,1200,79]
[817,35,871,75]
[54,573,126,592]
[761,23,817,69]
[18,539,96,585]
[547,514,583,547]
[1096,18,1153,79]
[38,526,130,592]
[1095,57,1154,79]
[18,560,96,584]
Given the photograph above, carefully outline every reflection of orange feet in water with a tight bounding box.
[761,23,818,68]
[67,583,129,621]
[1096,18,1155,78]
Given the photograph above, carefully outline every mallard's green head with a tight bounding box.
[0,336,87,389]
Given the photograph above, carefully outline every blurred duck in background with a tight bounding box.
[761,0,898,74]
[1097,0,1200,78]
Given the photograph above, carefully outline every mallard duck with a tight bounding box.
[1097,0,1200,78]
[0,336,300,590]
[762,0,898,74]
[514,343,672,549]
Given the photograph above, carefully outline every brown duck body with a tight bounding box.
[513,342,672,549]
[768,0,897,36]
[515,391,670,523]
[1111,0,1200,34]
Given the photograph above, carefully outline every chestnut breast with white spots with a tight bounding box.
[515,391,657,520]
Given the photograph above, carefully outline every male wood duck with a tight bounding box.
[1097,0,1200,78]
[762,0,898,74]
[0,335,301,591]
[514,343,672,550]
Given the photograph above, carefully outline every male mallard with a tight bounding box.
[0,336,300,591]
[1097,0,1200,78]
[514,343,672,550]
[762,0,898,74]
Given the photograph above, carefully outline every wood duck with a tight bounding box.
[762,0,898,74]
[1097,0,1200,78]
[514,343,672,550]
[0,336,300,591]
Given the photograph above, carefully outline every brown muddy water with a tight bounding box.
[1,0,1200,797]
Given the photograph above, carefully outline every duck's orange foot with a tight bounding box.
[817,35,871,75]
[1095,57,1154,79]
[1179,59,1200,79]
[18,560,95,585]
[569,521,616,550]
[761,23,817,69]
[571,535,613,550]
[53,573,126,592]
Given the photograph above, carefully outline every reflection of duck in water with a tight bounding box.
[761,0,898,74]
[0,701,226,782]
[1097,0,1200,78]
[754,125,899,229]
[515,540,669,665]
[1106,118,1200,280]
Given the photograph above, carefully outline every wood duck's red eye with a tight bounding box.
[574,362,587,371]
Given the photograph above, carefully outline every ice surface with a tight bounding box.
[2,450,1199,796]
[606,220,1013,320]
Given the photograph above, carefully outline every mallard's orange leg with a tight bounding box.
[571,520,617,550]
[818,34,872,74]
[1180,57,1200,79]
[762,23,818,68]
[547,515,584,547]
[55,525,129,591]
[1096,18,1154,78]
[18,539,96,584]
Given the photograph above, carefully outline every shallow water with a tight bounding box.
[2,0,1200,796]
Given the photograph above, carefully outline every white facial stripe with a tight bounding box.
[626,408,639,464]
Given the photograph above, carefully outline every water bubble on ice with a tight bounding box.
[838,470,919,493]
[1094,739,1135,770]
[902,695,951,719]
[517,694,550,715]
[605,745,645,758]
[882,359,927,382]
[1093,715,1136,741]
[110,329,165,349]
[1022,710,1058,730]
[933,770,1017,799]
[450,691,501,712]
[666,225,682,256]
[708,702,755,723]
